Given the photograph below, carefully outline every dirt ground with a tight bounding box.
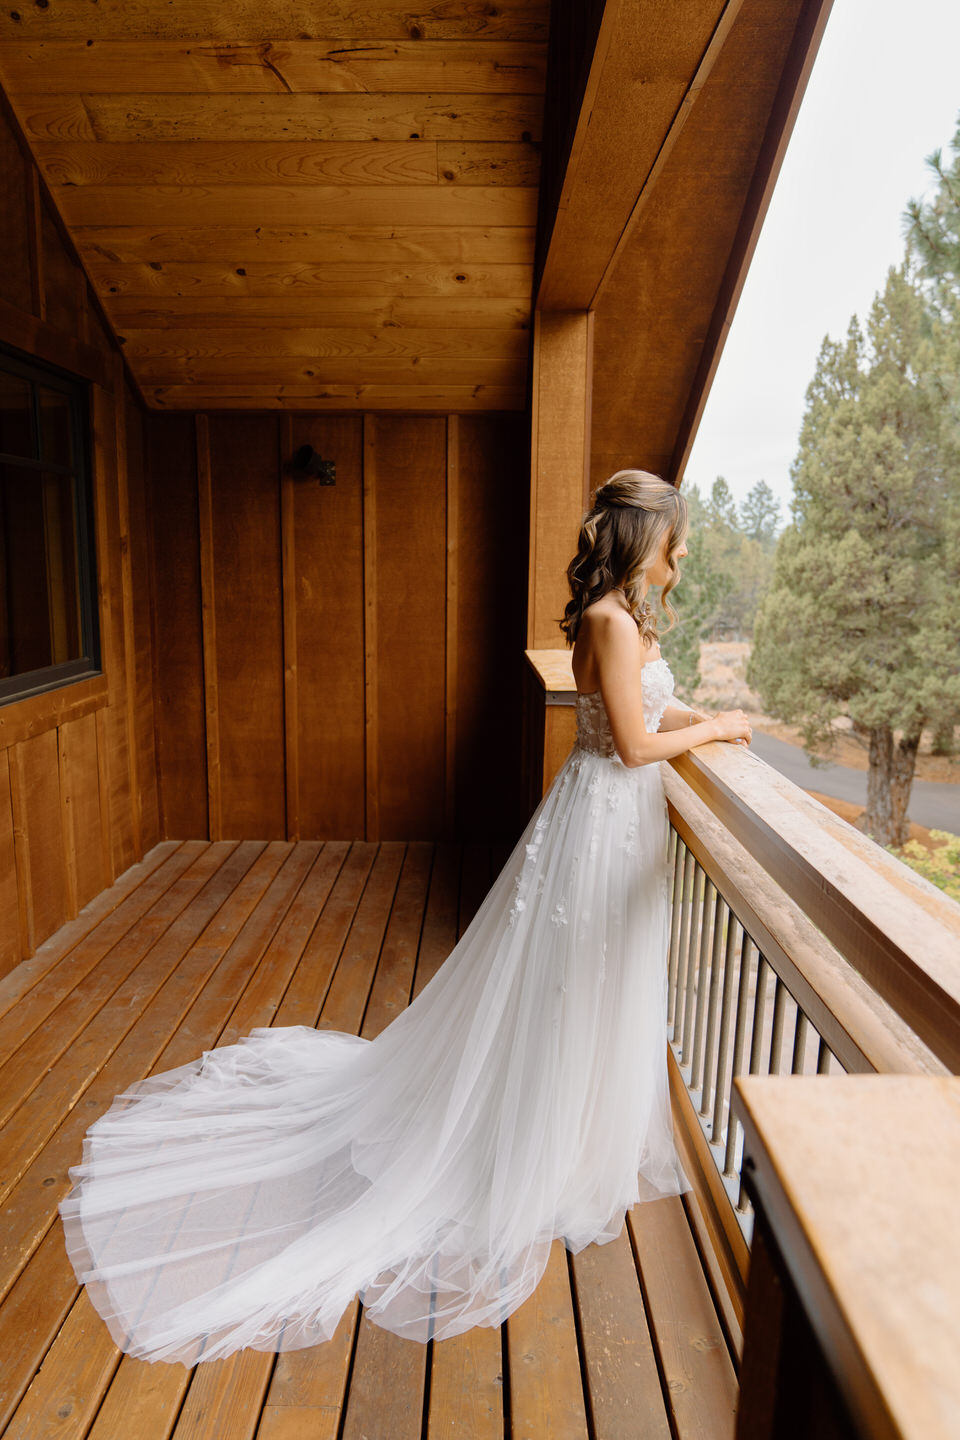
[694,641,960,786]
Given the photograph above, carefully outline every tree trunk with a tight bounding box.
[864,725,921,847]
[931,719,956,756]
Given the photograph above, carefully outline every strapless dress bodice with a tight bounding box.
[574,657,675,759]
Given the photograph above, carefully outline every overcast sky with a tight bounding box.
[684,0,960,526]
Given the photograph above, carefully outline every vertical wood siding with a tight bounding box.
[145,409,528,843]
[0,96,158,977]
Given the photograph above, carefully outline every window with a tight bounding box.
[0,344,100,703]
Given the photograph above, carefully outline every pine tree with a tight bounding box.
[904,110,960,755]
[748,260,960,847]
[739,480,781,550]
[659,484,731,697]
[707,475,740,530]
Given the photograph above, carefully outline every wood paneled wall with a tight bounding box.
[0,97,159,978]
[146,409,529,844]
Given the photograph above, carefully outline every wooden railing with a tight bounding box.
[663,742,957,1340]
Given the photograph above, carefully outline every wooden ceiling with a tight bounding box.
[0,3,548,412]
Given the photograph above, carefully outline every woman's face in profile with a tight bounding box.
[646,528,688,589]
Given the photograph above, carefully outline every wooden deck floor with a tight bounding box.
[0,838,739,1440]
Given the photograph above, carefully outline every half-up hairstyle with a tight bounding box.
[560,470,688,646]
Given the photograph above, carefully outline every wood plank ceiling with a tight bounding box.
[0,3,548,412]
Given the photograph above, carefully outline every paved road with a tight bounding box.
[749,730,960,834]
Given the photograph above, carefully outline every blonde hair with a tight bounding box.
[559,470,688,646]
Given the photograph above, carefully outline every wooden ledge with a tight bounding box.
[524,647,577,704]
[735,1074,960,1440]
[0,674,108,750]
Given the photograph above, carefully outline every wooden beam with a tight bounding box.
[0,39,547,94]
[54,184,538,230]
[527,311,593,649]
[143,385,525,413]
[668,0,835,482]
[362,417,378,843]
[73,227,537,269]
[113,352,142,862]
[104,296,532,329]
[195,414,222,841]
[34,141,539,190]
[279,415,299,843]
[536,0,744,311]
[17,92,544,144]
[0,4,550,43]
[444,416,459,838]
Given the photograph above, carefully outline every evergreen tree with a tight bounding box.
[659,483,731,697]
[707,475,740,530]
[739,480,781,550]
[904,109,960,755]
[748,260,960,847]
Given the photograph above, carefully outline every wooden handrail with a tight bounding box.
[664,770,946,1079]
[669,741,960,1072]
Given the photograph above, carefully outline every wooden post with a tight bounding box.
[527,310,593,650]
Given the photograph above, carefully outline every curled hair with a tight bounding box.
[560,470,688,646]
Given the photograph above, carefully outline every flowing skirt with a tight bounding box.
[60,746,690,1364]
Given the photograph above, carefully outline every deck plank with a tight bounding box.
[0,840,182,1023]
[256,1305,358,1440]
[337,840,430,1440]
[0,842,299,1435]
[0,840,201,1065]
[2,1289,121,1440]
[0,841,272,1301]
[571,1225,672,1439]
[0,840,234,1147]
[413,841,462,996]
[629,1196,739,1440]
[0,1226,78,1430]
[86,843,347,1440]
[428,1328,505,1440]
[275,842,378,1025]
[506,1239,590,1440]
[169,839,403,1440]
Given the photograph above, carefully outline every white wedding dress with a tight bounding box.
[60,659,690,1364]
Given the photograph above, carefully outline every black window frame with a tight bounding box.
[0,342,101,705]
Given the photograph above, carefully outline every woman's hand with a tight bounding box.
[708,709,752,745]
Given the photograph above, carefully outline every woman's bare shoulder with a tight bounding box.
[580,595,636,631]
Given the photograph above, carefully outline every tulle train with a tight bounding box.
[60,744,690,1364]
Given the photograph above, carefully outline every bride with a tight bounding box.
[60,469,752,1365]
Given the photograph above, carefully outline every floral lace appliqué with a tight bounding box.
[574,658,674,758]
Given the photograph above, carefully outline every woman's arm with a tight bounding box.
[657,703,712,733]
[593,612,751,767]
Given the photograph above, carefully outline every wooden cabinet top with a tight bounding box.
[735,1074,960,1440]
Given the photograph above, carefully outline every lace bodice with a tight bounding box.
[574,658,674,759]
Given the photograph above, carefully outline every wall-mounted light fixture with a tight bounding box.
[289,445,336,485]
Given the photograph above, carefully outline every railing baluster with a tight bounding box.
[665,809,872,1241]
[699,889,726,1117]
[681,865,707,1063]
[791,1008,810,1074]
[711,915,741,1143]
[667,838,686,1028]
[748,952,770,1075]
[768,976,787,1075]
[724,934,754,1176]
[672,848,695,1041]
[690,877,716,1086]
